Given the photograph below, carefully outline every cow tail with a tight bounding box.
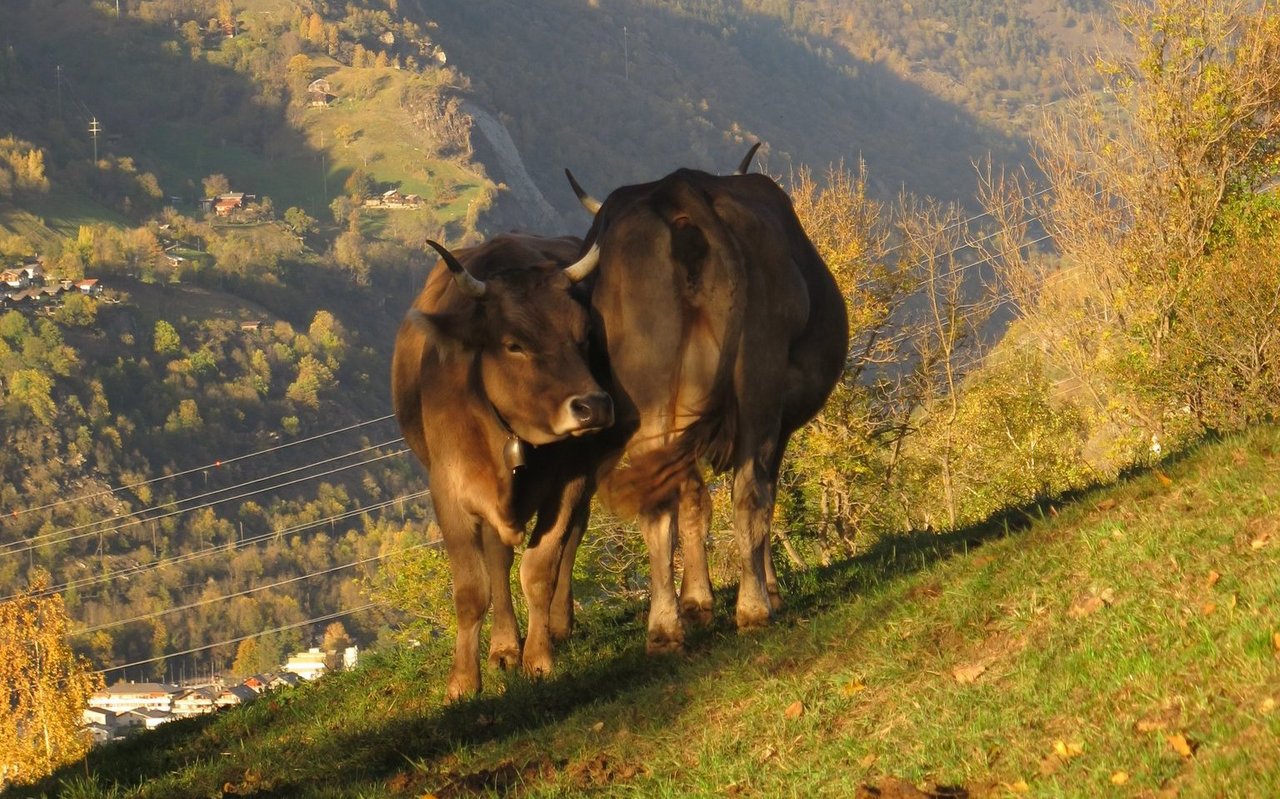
[662,176,747,475]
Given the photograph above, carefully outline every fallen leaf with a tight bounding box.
[952,658,991,684]
[1053,740,1084,759]
[1155,470,1174,487]
[1111,771,1130,785]
[1251,535,1270,550]
[1201,602,1216,616]
[591,721,605,733]
[1272,632,1280,653]
[1005,779,1031,793]
[1068,590,1113,618]
[859,752,878,769]
[1205,570,1221,588]
[1259,697,1276,714]
[842,680,867,697]
[1097,498,1119,511]
[1167,733,1195,759]
[1136,717,1167,733]
[784,700,805,720]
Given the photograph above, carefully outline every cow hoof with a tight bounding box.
[735,605,772,630]
[645,631,685,656]
[767,588,784,612]
[549,621,573,643]
[522,651,554,679]
[446,675,480,702]
[680,600,714,627]
[488,646,522,671]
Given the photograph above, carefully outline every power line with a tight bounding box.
[9,485,430,601]
[93,602,387,676]
[1,447,412,561]
[74,539,439,636]
[3,414,398,522]
[1,438,406,556]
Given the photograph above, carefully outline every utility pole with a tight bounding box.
[89,117,101,162]
[55,65,62,118]
[623,26,630,81]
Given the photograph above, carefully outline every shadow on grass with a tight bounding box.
[24,462,1191,798]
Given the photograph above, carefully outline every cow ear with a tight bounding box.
[406,309,478,353]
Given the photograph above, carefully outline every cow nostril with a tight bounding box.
[570,397,593,423]
[569,393,613,427]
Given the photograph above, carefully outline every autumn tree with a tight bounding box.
[981,0,1280,458]
[202,172,231,199]
[0,570,103,787]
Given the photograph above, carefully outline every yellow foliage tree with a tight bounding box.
[0,570,102,787]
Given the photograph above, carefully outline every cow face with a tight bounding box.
[415,241,613,446]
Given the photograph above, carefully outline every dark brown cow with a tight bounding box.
[568,149,848,652]
[391,233,612,699]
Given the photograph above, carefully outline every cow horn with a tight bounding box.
[564,169,602,215]
[735,142,762,175]
[426,239,486,298]
[562,243,600,283]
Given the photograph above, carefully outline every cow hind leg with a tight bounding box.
[764,545,783,611]
[677,474,714,625]
[640,507,684,653]
[732,457,776,630]
[482,530,521,671]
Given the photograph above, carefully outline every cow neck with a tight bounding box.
[469,354,528,475]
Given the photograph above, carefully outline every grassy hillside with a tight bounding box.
[20,425,1280,798]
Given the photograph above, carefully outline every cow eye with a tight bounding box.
[503,340,525,355]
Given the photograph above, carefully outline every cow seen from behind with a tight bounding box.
[391,233,612,699]
[568,147,849,652]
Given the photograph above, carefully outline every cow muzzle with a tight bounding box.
[565,391,614,434]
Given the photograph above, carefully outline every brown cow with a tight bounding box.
[568,147,848,652]
[391,233,613,698]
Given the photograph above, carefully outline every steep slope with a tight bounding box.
[17,425,1280,798]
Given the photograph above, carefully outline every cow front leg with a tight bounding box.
[732,458,775,630]
[677,475,714,625]
[640,508,683,653]
[519,532,563,678]
[441,522,490,700]
[550,502,590,642]
[482,529,521,670]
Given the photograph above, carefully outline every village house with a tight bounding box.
[0,269,27,290]
[214,192,246,217]
[369,188,422,208]
[76,278,102,296]
[307,78,337,107]
[172,686,219,718]
[284,647,328,681]
[118,707,174,733]
[87,681,179,714]
[214,684,258,709]
[81,707,117,728]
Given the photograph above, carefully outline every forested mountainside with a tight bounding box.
[0,0,1114,680]
[416,0,1114,220]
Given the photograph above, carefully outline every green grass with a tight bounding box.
[0,191,128,248]
[13,427,1280,798]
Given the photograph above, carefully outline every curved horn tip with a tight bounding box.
[564,168,602,215]
[426,239,486,298]
[562,243,600,283]
[736,142,762,175]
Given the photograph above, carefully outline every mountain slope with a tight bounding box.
[18,425,1280,798]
